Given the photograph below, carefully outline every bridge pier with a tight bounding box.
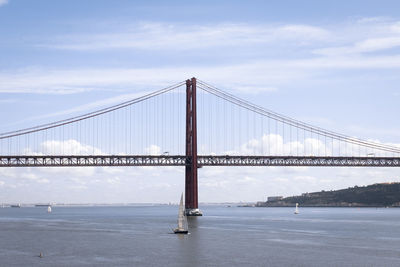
[185,77,202,216]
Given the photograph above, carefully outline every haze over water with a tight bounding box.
[0,205,399,266]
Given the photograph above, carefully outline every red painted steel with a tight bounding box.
[185,78,199,210]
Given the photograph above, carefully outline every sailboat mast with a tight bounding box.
[178,193,184,229]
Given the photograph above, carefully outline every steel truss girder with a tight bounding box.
[0,155,187,167]
[197,156,400,167]
[0,155,399,167]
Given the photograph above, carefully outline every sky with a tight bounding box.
[1,0,400,204]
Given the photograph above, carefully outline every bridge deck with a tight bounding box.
[0,155,399,167]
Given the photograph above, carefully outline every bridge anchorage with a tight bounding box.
[1,77,400,215]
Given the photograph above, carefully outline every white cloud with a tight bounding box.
[216,133,400,158]
[3,19,400,97]
[3,19,400,96]
[356,37,400,52]
[0,67,186,94]
[313,19,400,56]
[294,176,317,182]
[0,0,8,7]
[356,17,391,24]
[42,23,331,51]
[0,135,399,203]
[145,145,161,155]
[2,53,400,95]
[315,37,400,56]
[2,18,400,203]
[41,139,103,155]
[106,177,120,185]
[37,19,400,62]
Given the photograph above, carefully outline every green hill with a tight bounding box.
[257,183,400,207]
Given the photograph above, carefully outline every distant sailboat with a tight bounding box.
[174,193,188,234]
[47,205,52,213]
[294,203,299,214]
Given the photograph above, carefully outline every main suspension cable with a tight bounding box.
[0,81,185,139]
[197,80,400,154]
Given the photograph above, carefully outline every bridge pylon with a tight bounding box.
[185,77,202,216]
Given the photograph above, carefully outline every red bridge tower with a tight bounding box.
[185,77,202,216]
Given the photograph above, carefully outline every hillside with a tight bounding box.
[257,183,400,207]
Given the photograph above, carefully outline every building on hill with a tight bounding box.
[267,196,283,202]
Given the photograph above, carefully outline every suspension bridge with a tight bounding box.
[1,78,399,215]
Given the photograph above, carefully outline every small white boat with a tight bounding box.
[174,193,188,234]
[47,206,52,213]
[294,203,299,214]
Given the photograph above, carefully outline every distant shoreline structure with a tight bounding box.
[254,183,400,208]
[0,202,249,207]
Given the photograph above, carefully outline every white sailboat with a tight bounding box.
[294,203,299,214]
[174,193,188,234]
[47,205,52,213]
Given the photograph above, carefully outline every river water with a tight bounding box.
[0,205,399,266]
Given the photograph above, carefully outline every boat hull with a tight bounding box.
[185,208,203,216]
[174,229,188,234]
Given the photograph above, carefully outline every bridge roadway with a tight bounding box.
[0,155,399,167]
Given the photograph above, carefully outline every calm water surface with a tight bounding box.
[0,205,399,266]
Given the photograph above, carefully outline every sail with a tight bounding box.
[177,193,187,231]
